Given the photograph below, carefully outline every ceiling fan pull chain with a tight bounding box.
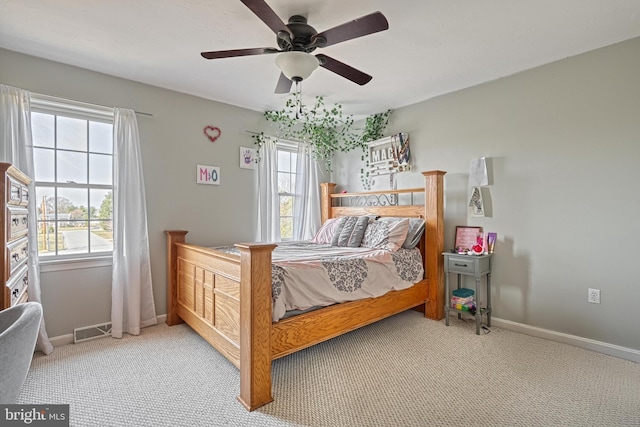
[295,80,302,119]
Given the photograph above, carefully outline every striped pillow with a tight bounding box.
[331,216,370,247]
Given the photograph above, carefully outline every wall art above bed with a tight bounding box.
[363,132,411,190]
[367,132,411,176]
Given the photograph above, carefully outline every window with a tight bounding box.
[277,142,298,240]
[30,96,114,259]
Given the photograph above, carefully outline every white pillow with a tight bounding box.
[361,218,410,252]
[311,217,345,244]
[378,217,425,249]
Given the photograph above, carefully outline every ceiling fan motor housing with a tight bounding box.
[277,15,326,52]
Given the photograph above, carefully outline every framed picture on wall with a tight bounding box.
[454,226,482,252]
[468,186,485,217]
[239,147,256,169]
[196,164,220,185]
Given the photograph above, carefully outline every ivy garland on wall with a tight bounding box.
[359,109,392,190]
[252,94,391,176]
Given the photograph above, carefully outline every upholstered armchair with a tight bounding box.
[0,302,42,403]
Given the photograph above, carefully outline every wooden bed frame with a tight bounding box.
[165,170,446,411]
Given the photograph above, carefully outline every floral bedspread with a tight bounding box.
[214,241,424,322]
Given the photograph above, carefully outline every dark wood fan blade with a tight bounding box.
[316,54,372,86]
[274,72,293,94]
[240,0,288,35]
[201,48,277,59]
[313,11,388,47]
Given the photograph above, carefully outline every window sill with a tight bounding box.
[39,256,113,273]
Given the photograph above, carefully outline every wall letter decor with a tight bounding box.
[197,165,221,185]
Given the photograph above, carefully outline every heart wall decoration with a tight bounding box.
[204,125,222,143]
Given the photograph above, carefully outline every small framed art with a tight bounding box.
[454,226,482,253]
[240,147,256,169]
[196,164,220,185]
[469,186,485,217]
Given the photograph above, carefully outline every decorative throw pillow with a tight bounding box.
[331,216,370,247]
[361,218,410,252]
[378,217,425,249]
[311,217,346,244]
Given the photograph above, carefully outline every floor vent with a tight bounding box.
[73,322,112,344]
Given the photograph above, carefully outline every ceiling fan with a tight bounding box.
[201,0,389,93]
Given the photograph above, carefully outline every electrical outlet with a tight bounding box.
[588,288,601,304]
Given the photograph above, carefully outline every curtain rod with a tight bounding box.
[245,131,300,149]
[32,92,154,117]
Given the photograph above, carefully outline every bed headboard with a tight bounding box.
[319,171,446,320]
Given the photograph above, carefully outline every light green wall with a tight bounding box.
[1,47,266,337]
[333,37,640,351]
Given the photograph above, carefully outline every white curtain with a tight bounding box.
[111,108,157,338]
[256,136,281,242]
[293,143,321,241]
[0,84,53,354]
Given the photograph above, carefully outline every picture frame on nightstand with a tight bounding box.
[454,226,482,253]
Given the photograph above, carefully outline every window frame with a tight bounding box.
[276,140,298,241]
[29,94,115,265]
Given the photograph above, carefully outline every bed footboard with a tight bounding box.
[165,230,276,410]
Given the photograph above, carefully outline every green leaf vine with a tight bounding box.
[252,94,391,177]
[358,109,392,190]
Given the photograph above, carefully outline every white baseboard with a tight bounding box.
[48,314,168,348]
[491,317,640,363]
[49,333,74,347]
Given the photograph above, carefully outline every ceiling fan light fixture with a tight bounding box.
[275,51,319,81]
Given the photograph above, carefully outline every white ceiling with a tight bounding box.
[1,1,640,118]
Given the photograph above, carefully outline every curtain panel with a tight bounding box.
[0,84,53,354]
[111,108,157,338]
[256,136,281,242]
[293,144,321,241]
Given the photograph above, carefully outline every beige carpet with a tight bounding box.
[17,311,640,427]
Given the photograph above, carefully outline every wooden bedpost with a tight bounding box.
[235,242,277,411]
[320,182,337,224]
[423,171,446,320]
[165,230,188,326]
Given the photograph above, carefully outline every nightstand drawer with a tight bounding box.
[447,257,476,274]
